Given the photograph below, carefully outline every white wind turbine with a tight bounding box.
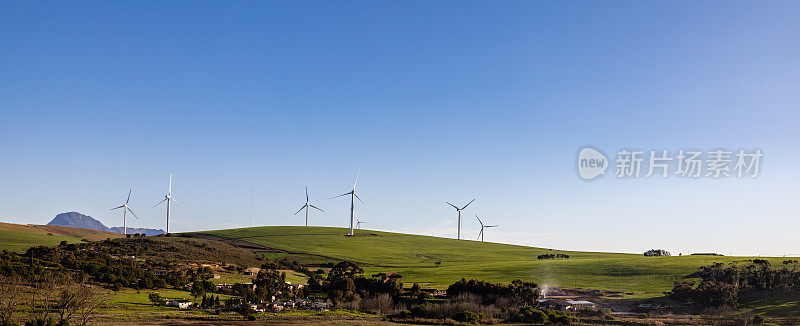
[356,218,367,230]
[330,169,368,236]
[475,214,497,242]
[446,199,475,240]
[295,186,323,226]
[111,189,138,235]
[153,174,186,234]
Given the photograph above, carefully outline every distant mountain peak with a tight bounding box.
[47,211,164,236]
[48,212,111,232]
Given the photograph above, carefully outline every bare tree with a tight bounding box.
[28,276,57,323]
[73,286,109,326]
[54,279,81,326]
[0,275,26,325]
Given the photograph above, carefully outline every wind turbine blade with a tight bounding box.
[475,214,483,226]
[477,229,483,240]
[126,189,132,204]
[353,168,361,189]
[171,197,188,211]
[354,193,372,213]
[309,204,324,212]
[461,199,476,210]
[305,186,309,203]
[329,192,352,199]
[446,202,459,210]
[153,198,167,207]
[486,225,498,228]
[111,205,125,210]
[127,207,139,219]
[169,174,173,195]
[294,205,307,215]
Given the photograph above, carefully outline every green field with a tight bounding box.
[202,226,794,298]
[0,222,123,253]
[0,229,79,252]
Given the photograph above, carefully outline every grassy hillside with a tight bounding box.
[201,226,795,298]
[0,222,122,252]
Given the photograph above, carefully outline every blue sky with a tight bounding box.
[1,1,799,256]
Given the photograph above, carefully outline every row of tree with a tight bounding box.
[667,260,800,309]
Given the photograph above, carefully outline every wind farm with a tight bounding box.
[2,1,797,324]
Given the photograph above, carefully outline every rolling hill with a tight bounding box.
[199,226,796,298]
[0,222,123,252]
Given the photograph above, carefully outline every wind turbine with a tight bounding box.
[111,189,138,235]
[475,214,497,242]
[154,174,186,234]
[295,186,323,226]
[330,169,368,236]
[356,218,367,230]
[446,199,475,240]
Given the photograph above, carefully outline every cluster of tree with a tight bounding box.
[0,273,107,326]
[0,239,254,298]
[387,278,579,324]
[310,261,403,304]
[445,278,540,307]
[644,249,671,257]
[4,243,170,291]
[537,253,569,260]
[667,260,800,309]
[199,294,221,309]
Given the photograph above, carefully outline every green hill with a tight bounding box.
[0,222,123,252]
[200,226,794,298]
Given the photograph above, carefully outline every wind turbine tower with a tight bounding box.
[331,169,368,236]
[446,199,475,240]
[295,186,323,226]
[154,174,187,234]
[475,214,497,242]
[111,189,138,235]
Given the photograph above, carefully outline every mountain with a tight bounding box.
[48,212,111,231]
[47,211,164,236]
[110,226,164,236]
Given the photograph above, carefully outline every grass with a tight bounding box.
[0,229,78,252]
[105,288,235,317]
[739,290,800,318]
[202,226,795,298]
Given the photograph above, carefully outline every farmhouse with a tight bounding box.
[564,300,596,311]
[166,300,192,309]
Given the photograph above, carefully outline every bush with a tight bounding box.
[516,306,548,323]
[453,310,485,323]
[24,318,56,326]
[753,314,765,324]
[550,315,577,324]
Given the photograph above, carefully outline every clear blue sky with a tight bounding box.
[2,1,799,256]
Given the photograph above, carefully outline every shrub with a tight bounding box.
[453,311,484,323]
[516,306,548,323]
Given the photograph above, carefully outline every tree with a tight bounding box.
[28,276,57,324]
[148,293,162,306]
[0,275,25,326]
[54,283,81,326]
[72,286,108,326]
[190,281,206,299]
[666,281,694,303]
[254,269,287,301]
